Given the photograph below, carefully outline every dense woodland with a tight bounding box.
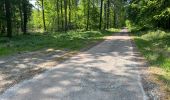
[127,0,170,30]
[0,0,126,37]
[0,0,169,37]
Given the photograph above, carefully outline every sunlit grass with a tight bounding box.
[133,30,170,70]
[0,29,119,57]
[132,29,170,92]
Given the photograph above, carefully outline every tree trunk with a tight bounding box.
[19,2,24,33]
[104,2,107,30]
[68,0,71,30]
[4,0,12,37]
[64,0,67,31]
[107,0,110,29]
[74,0,78,29]
[86,0,90,30]
[99,0,103,30]
[114,8,117,28]
[56,0,59,31]
[61,0,64,30]
[41,0,46,31]
[23,0,28,34]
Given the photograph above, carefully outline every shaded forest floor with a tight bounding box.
[0,29,120,94]
[131,29,170,100]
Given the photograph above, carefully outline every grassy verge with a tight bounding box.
[0,28,120,57]
[131,29,170,99]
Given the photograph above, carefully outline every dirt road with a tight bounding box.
[0,29,147,100]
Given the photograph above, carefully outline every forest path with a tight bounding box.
[0,29,147,100]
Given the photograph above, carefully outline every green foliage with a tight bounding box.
[28,0,125,31]
[125,20,132,29]
[127,0,170,29]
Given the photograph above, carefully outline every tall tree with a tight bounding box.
[41,0,46,31]
[68,0,71,29]
[99,0,103,30]
[107,0,110,29]
[0,0,6,35]
[86,0,90,30]
[56,0,60,30]
[19,1,24,33]
[61,0,64,30]
[64,0,67,31]
[22,0,29,34]
[104,1,107,29]
[4,0,12,37]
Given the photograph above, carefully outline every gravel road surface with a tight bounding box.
[0,29,147,100]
